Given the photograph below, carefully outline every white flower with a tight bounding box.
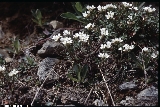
[86,5,96,10]
[129,45,134,50]
[142,47,149,52]
[111,38,123,43]
[85,23,95,29]
[78,33,90,42]
[105,11,114,19]
[100,44,107,49]
[82,11,90,17]
[8,69,20,76]
[123,44,134,51]
[105,4,117,9]
[97,5,102,11]
[122,2,132,7]
[97,5,106,11]
[143,6,156,13]
[100,28,108,35]
[63,30,70,36]
[51,33,62,41]
[106,41,112,48]
[151,53,157,58]
[133,7,138,10]
[60,37,73,45]
[128,15,133,20]
[118,47,122,50]
[73,33,79,38]
[98,53,110,58]
[0,65,6,71]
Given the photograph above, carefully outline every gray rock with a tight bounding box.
[119,81,137,91]
[37,40,65,57]
[119,86,158,106]
[37,57,60,81]
[120,96,135,106]
[136,86,158,106]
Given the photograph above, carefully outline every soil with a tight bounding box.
[0,2,158,106]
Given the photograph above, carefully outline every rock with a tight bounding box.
[119,86,158,106]
[120,96,135,106]
[119,81,137,91]
[50,20,63,29]
[136,86,158,106]
[37,57,60,81]
[37,40,65,58]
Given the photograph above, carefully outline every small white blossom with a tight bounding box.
[78,33,90,42]
[111,38,123,43]
[85,23,95,29]
[86,5,96,10]
[128,15,133,20]
[133,7,138,10]
[118,47,122,50]
[100,28,108,35]
[105,11,114,19]
[63,30,70,36]
[51,33,62,41]
[97,5,107,11]
[122,2,132,7]
[105,4,117,9]
[142,47,149,52]
[100,44,107,49]
[143,6,156,13]
[151,53,157,58]
[98,53,110,58]
[73,33,79,38]
[106,41,112,48]
[60,37,73,45]
[82,11,90,17]
[0,65,6,71]
[8,69,20,76]
[123,44,134,51]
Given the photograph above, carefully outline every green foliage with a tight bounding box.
[31,9,43,26]
[60,2,87,24]
[13,37,21,55]
[67,63,88,83]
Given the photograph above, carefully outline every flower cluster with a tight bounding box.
[142,47,149,52]
[0,65,6,71]
[122,2,132,7]
[98,53,110,59]
[100,28,108,36]
[85,23,95,29]
[105,11,114,19]
[82,11,90,17]
[143,6,156,13]
[118,44,134,52]
[100,41,112,49]
[8,69,20,76]
[51,33,62,41]
[86,5,96,10]
[151,51,159,58]
[97,4,117,12]
[111,38,123,44]
[60,37,73,45]
[63,30,71,36]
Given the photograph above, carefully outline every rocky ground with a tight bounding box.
[0,2,158,106]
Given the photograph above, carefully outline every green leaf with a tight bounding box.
[77,71,81,82]
[60,12,85,23]
[67,73,79,82]
[13,38,21,54]
[36,9,42,19]
[75,2,83,13]
[31,9,37,18]
[81,64,88,82]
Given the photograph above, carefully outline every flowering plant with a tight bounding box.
[54,2,159,84]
